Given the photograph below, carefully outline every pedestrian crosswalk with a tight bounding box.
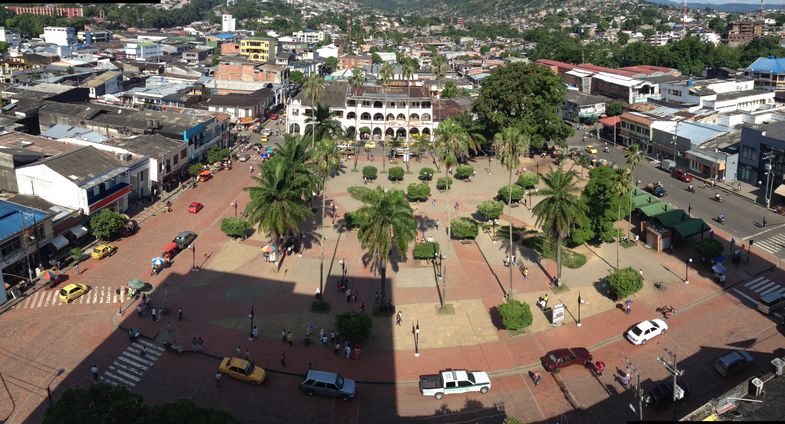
[100,339,164,388]
[733,276,785,318]
[751,233,785,255]
[12,286,127,309]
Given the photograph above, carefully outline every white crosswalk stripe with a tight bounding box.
[101,339,165,389]
[751,233,785,255]
[10,287,128,309]
[733,276,785,318]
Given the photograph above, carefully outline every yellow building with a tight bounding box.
[239,37,273,62]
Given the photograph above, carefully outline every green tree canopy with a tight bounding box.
[473,63,572,150]
[90,209,129,241]
[577,166,632,243]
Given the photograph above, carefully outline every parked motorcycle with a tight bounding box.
[656,305,677,319]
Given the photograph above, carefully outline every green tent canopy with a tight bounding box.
[632,193,661,209]
[639,201,673,218]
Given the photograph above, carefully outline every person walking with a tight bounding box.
[345,287,352,303]
[435,219,440,230]
[244,349,250,360]
[281,329,287,343]
[763,216,767,228]
[621,373,631,389]
[215,372,222,387]
[523,267,529,280]
[333,342,340,355]
[280,351,286,367]
[136,305,143,317]
[192,337,198,351]
[91,365,99,381]
[330,330,336,344]
[139,345,147,359]
[360,302,366,313]
[251,326,259,340]
[235,346,242,357]
[151,306,157,322]
[353,290,359,303]
[178,306,183,321]
[396,311,402,326]
[197,337,204,352]
[375,291,381,304]
[287,330,293,346]
[345,344,352,359]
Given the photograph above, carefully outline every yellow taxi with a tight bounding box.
[219,357,266,385]
[585,145,598,155]
[364,140,376,150]
[59,283,88,303]
[260,136,269,143]
[91,244,117,260]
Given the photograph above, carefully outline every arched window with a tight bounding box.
[347,112,356,119]
[373,113,384,121]
[361,112,372,120]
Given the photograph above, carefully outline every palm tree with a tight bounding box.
[410,136,431,163]
[313,137,342,297]
[305,104,343,141]
[379,62,394,172]
[625,144,643,237]
[453,111,485,155]
[612,167,631,269]
[354,187,417,307]
[401,56,416,117]
[302,73,327,148]
[244,159,315,244]
[531,167,584,284]
[274,135,321,200]
[431,54,449,80]
[493,127,530,299]
[432,118,470,308]
[348,67,365,90]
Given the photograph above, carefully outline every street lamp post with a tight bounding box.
[249,306,254,340]
[230,201,237,217]
[685,258,692,284]
[190,242,198,272]
[413,321,420,357]
[47,368,65,408]
[577,292,583,327]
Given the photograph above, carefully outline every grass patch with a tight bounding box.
[311,301,330,313]
[521,234,586,269]
[495,225,528,242]
[508,328,527,337]
[436,304,455,315]
[620,240,636,249]
[551,283,570,294]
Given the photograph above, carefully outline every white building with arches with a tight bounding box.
[285,81,435,142]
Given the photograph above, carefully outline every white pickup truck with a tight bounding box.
[419,369,491,399]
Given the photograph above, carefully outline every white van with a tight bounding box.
[756,290,785,315]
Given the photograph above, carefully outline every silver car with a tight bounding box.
[299,370,356,400]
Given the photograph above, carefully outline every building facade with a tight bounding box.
[291,30,325,44]
[286,81,435,141]
[43,27,76,47]
[222,14,236,32]
[6,6,83,17]
[239,37,274,63]
[744,57,785,92]
[737,122,785,199]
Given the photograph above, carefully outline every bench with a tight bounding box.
[460,239,473,245]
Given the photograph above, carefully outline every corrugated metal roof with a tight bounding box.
[41,123,109,143]
[0,200,50,241]
[746,57,785,74]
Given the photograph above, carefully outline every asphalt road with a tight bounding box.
[566,131,785,258]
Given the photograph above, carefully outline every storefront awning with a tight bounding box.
[69,225,89,238]
[775,184,785,197]
[48,234,69,251]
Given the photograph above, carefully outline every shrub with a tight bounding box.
[607,266,644,300]
[362,166,378,180]
[498,299,533,331]
[450,217,478,240]
[693,238,724,260]
[436,176,453,190]
[497,184,524,203]
[187,163,204,177]
[207,147,230,164]
[477,200,504,221]
[406,183,431,202]
[455,164,474,180]
[220,217,250,238]
[412,242,440,260]
[388,166,405,181]
[419,167,435,181]
[336,311,373,344]
[516,171,539,189]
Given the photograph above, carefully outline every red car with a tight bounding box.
[270,114,279,120]
[540,348,592,373]
[188,202,203,214]
[672,169,693,183]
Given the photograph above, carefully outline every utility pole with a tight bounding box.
[624,356,644,421]
[763,151,775,208]
[657,344,684,421]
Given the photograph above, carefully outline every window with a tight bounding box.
[741,145,757,161]
[446,382,456,388]
[181,150,186,159]
[173,155,178,165]
[0,238,20,257]
[314,382,326,388]
[458,381,473,387]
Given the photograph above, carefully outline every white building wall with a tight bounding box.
[16,165,87,213]
[222,14,236,32]
[43,27,75,47]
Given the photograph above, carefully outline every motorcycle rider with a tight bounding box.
[715,193,722,202]
[718,212,725,222]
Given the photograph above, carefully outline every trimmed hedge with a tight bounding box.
[419,167,435,181]
[388,166,405,181]
[477,200,504,221]
[497,184,524,203]
[362,166,378,180]
[450,217,478,240]
[498,299,533,331]
[412,242,440,260]
[516,171,539,189]
[607,266,644,300]
[220,217,251,238]
[455,164,474,180]
[436,176,453,190]
[407,183,431,202]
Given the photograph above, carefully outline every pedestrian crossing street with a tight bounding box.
[100,339,164,388]
[733,275,785,318]
[12,286,127,309]
[751,232,785,255]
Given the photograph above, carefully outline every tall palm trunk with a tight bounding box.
[353,144,360,171]
[507,167,514,299]
[380,257,387,307]
[556,234,563,282]
[616,201,621,269]
[627,176,634,237]
[320,175,327,297]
